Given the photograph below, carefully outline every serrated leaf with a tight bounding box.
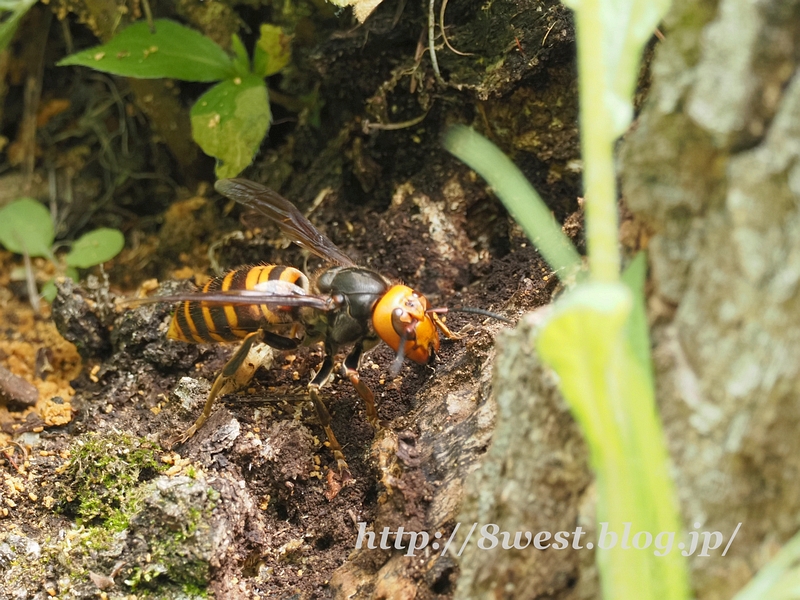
[0,198,54,258]
[66,228,125,268]
[253,24,292,78]
[190,75,271,178]
[57,19,235,83]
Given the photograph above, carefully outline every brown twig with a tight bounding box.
[542,20,557,47]
[362,110,431,133]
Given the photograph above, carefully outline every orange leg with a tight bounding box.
[343,342,379,430]
[309,345,352,479]
[432,313,462,340]
[168,330,265,448]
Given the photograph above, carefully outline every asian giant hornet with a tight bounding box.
[147,178,509,476]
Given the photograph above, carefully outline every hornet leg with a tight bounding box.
[308,346,351,478]
[343,343,380,430]
[432,313,462,340]
[169,330,264,448]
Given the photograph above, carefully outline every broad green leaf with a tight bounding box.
[0,0,36,54]
[253,24,292,78]
[536,283,632,451]
[0,198,55,258]
[190,75,271,178]
[66,228,125,268]
[57,19,236,83]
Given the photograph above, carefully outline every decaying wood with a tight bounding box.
[454,314,594,600]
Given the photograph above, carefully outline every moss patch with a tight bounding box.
[45,435,218,597]
[58,432,166,528]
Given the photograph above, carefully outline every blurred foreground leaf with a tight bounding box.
[443,125,583,282]
[0,0,36,53]
[537,282,687,600]
[734,528,800,600]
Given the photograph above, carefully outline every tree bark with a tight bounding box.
[621,0,800,598]
[455,314,595,600]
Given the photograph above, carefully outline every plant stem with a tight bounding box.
[574,6,620,284]
[22,250,40,314]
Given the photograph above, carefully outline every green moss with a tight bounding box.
[50,435,217,597]
[122,477,217,594]
[182,581,209,597]
[59,432,166,526]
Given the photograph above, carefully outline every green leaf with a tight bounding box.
[190,75,271,178]
[734,528,800,600]
[231,33,250,77]
[57,19,236,83]
[621,251,653,386]
[0,0,36,54]
[0,198,55,258]
[66,228,125,268]
[40,279,57,303]
[253,24,292,78]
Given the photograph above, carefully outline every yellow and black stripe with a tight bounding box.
[167,265,309,344]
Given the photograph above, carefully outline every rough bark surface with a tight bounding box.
[621,0,800,598]
[454,314,594,600]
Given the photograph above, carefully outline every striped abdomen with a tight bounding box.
[167,265,310,343]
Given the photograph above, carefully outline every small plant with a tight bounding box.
[0,0,37,54]
[0,197,124,302]
[58,19,292,178]
[444,0,687,598]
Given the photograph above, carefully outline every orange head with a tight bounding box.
[372,285,440,364]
